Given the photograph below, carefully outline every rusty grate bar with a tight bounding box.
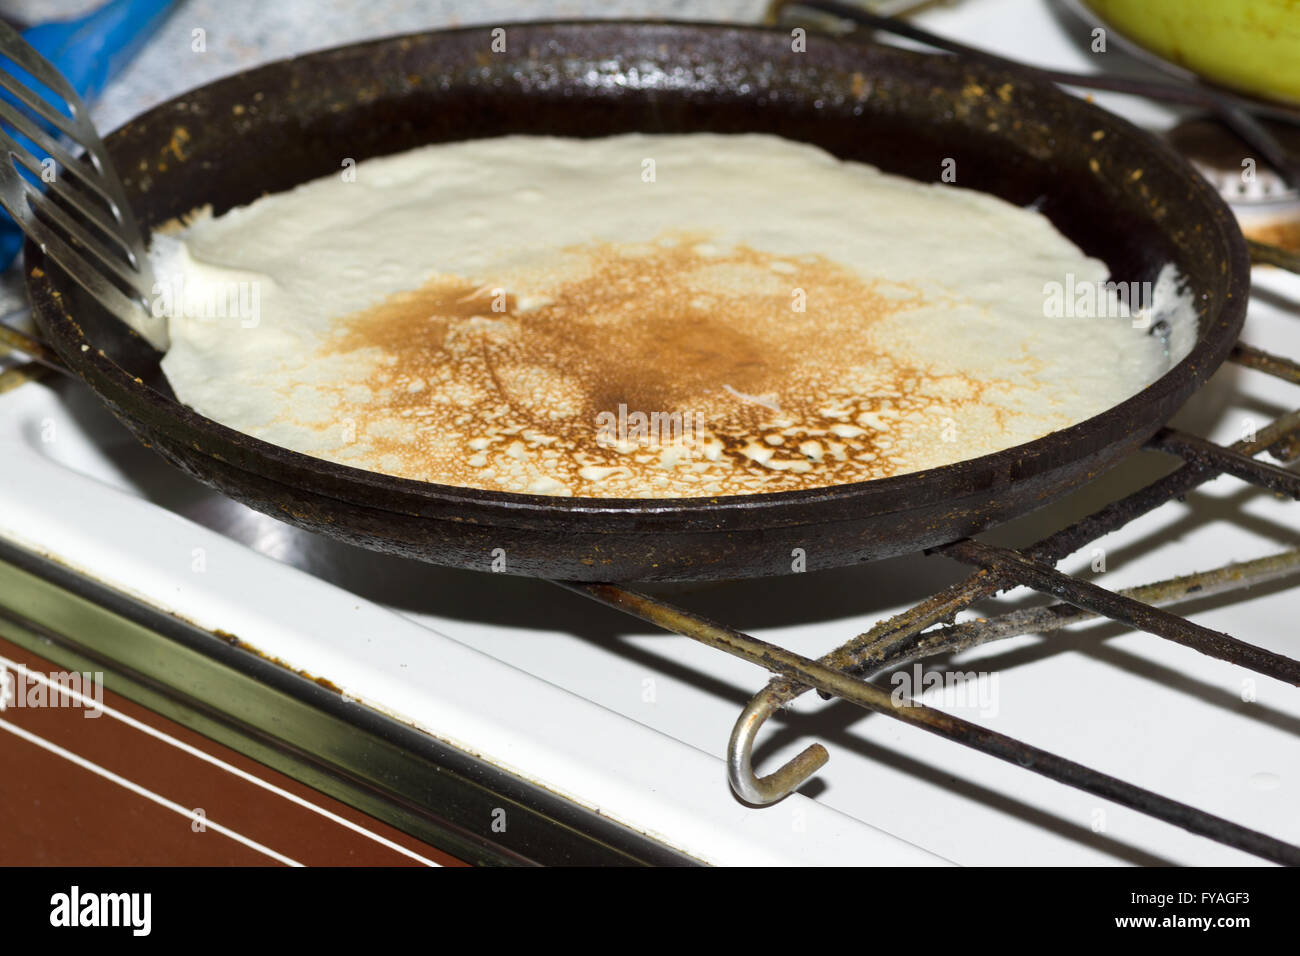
[0,360,49,394]
[727,405,1300,712]
[905,549,1300,654]
[562,311,1300,861]
[1147,428,1300,497]
[0,323,48,361]
[1232,343,1300,387]
[1024,407,1300,566]
[938,538,1300,683]
[0,321,61,369]
[558,579,1300,865]
[1227,345,1300,463]
[1248,238,1300,274]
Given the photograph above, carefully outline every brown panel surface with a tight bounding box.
[0,635,464,866]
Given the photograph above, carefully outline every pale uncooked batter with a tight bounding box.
[146,133,1192,498]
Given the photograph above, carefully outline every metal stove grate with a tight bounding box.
[562,242,1300,866]
[2,2,1298,865]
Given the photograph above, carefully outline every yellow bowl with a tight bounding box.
[1084,0,1300,105]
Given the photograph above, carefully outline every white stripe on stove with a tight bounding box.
[0,655,441,867]
[0,716,302,866]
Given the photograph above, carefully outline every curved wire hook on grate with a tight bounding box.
[728,403,1300,807]
[729,690,828,805]
[560,575,1300,864]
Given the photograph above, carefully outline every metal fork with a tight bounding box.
[0,18,164,351]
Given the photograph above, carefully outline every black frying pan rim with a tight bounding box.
[26,19,1249,530]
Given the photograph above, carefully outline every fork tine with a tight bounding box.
[13,176,150,301]
[0,27,89,124]
[0,192,153,330]
[0,38,137,224]
[0,94,122,213]
[7,146,141,270]
[0,62,81,143]
[0,17,160,348]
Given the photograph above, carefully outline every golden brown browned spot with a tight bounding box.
[310,234,1001,496]
[327,278,513,353]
